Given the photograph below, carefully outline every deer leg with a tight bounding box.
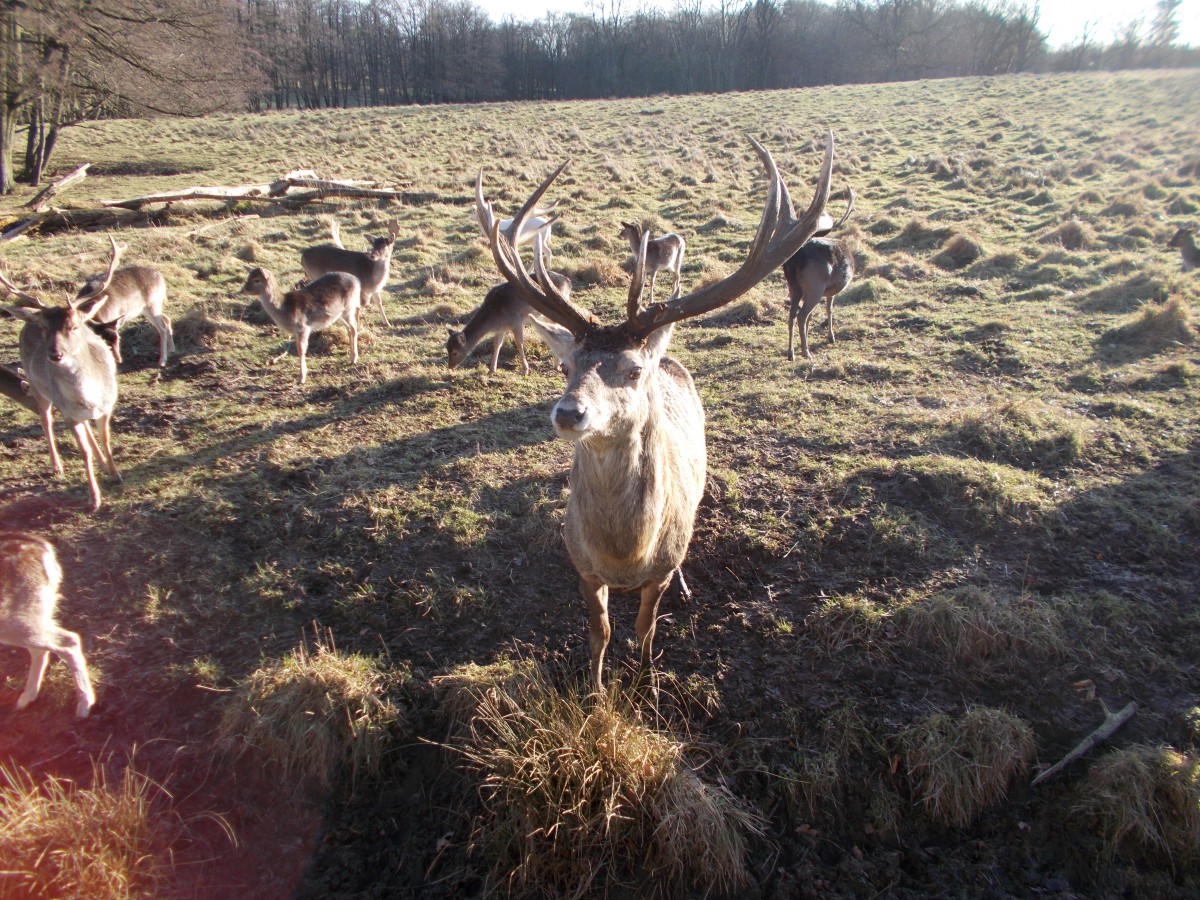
[633,574,673,697]
[489,333,503,374]
[671,264,682,296]
[70,422,102,511]
[16,649,50,710]
[345,309,359,366]
[798,274,827,360]
[37,400,63,475]
[581,575,610,691]
[146,309,174,366]
[296,326,312,384]
[514,325,529,375]
[786,285,802,362]
[825,292,837,345]
[94,414,120,482]
[375,291,391,328]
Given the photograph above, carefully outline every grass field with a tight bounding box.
[0,69,1198,897]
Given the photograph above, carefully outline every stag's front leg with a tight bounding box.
[633,574,673,698]
[70,422,102,511]
[581,574,610,691]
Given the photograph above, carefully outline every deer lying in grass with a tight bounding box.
[447,264,572,375]
[0,238,124,511]
[618,221,684,303]
[76,265,174,367]
[477,132,833,692]
[1168,225,1198,272]
[301,218,399,326]
[782,187,857,361]
[0,531,95,717]
[240,267,361,384]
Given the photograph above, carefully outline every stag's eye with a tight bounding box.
[627,366,643,383]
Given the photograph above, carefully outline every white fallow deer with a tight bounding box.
[476,132,834,692]
[474,199,561,261]
[240,267,361,384]
[446,269,572,375]
[618,221,685,303]
[0,237,125,511]
[1167,225,1198,272]
[301,218,399,326]
[782,187,857,361]
[75,265,174,367]
[0,531,95,717]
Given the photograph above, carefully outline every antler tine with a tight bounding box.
[74,235,125,307]
[629,131,833,338]
[626,229,649,322]
[0,270,45,308]
[478,166,595,336]
[833,186,856,230]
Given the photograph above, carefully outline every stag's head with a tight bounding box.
[1,237,123,365]
[366,219,402,261]
[1168,225,1196,248]
[476,133,835,443]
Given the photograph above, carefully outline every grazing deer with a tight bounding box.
[477,132,833,691]
[0,237,124,511]
[1167,225,1198,272]
[618,221,684,303]
[0,362,38,415]
[0,531,95,717]
[301,218,399,326]
[447,269,572,375]
[76,266,174,367]
[240,267,361,384]
[781,187,857,361]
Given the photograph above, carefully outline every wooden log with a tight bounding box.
[25,163,90,212]
[1031,701,1138,787]
[100,183,276,209]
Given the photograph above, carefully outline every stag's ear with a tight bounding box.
[642,323,675,362]
[529,318,577,364]
[2,306,44,325]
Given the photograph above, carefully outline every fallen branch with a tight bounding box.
[26,163,90,212]
[1031,701,1137,787]
[101,183,276,209]
[0,210,55,244]
[187,214,260,238]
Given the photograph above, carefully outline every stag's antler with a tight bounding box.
[0,270,46,309]
[832,186,856,231]
[73,236,125,307]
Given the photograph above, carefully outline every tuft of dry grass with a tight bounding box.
[949,400,1085,472]
[216,628,404,793]
[899,706,1035,828]
[441,661,760,897]
[1106,296,1195,349]
[1074,745,1200,867]
[932,232,984,269]
[0,762,188,898]
[1041,218,1096,250]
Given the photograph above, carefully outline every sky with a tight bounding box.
[471,0,1200,49]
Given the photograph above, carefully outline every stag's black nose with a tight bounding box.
[554,404,585,430]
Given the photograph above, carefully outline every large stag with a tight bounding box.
[476,132,834,691]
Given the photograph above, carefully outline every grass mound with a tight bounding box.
[0,762,189,898]
[1105,296,1195,350]
[896,455,1053,532]
[932,232,984,269]
[948,400,1085,471]
[1041,218,1096,250]
[1074,745,1200,867]
[441,662,760,897]
[216,628,404,793]
[899,706,1035,828]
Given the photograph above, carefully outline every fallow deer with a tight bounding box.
[475,200,561,260]
[1168,225,1198,272]
[446,268,572,375]
[0,237,124,511]
[76,266,174,367]
[240,267,361,384]
[477,132,834,692]
[618,221,684,303]
[0,362,38,415]
[301,218,399,326]
[781,187,857,360]
[0,531,95,717]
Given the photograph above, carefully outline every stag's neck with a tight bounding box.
[253,273,293,329]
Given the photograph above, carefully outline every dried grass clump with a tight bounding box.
[171,306,254,351]
[0,763,184,898]
[899,707,1035,828]
[1041,218,1096,251]
[570,257,627,288]
[1106,296,1195,349]
[782,704,871,818]
[899,586,1065,665]
[932,232,984,269]
[951,400,1085,471]
[446,668,760,897]
[216,629,403,793]
[1074,745,1200,867]
[897,217,951,250]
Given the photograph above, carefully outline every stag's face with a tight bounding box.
[8,305,93,366]
[366,235,396,262]
[446,329,468,368]
[533,321,672,444]
[1168,228,1195,248]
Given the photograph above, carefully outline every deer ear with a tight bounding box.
[642,323,674,361]
[529,318,577,364]
[2,306,43,325]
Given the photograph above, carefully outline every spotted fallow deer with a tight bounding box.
[1167,225,1198,272]
[782,187,857,361]
[75,265,174,367]
[618,221,685,303]
[0,531,95,717]
[476,132,834,691]
[0,237,124,511]
[301,219,399,326]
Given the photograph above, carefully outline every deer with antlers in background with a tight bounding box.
[0,237,125,511]
[782,186,857,360]
[476,132,833,692]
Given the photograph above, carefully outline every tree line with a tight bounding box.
[1,0,1195,193]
